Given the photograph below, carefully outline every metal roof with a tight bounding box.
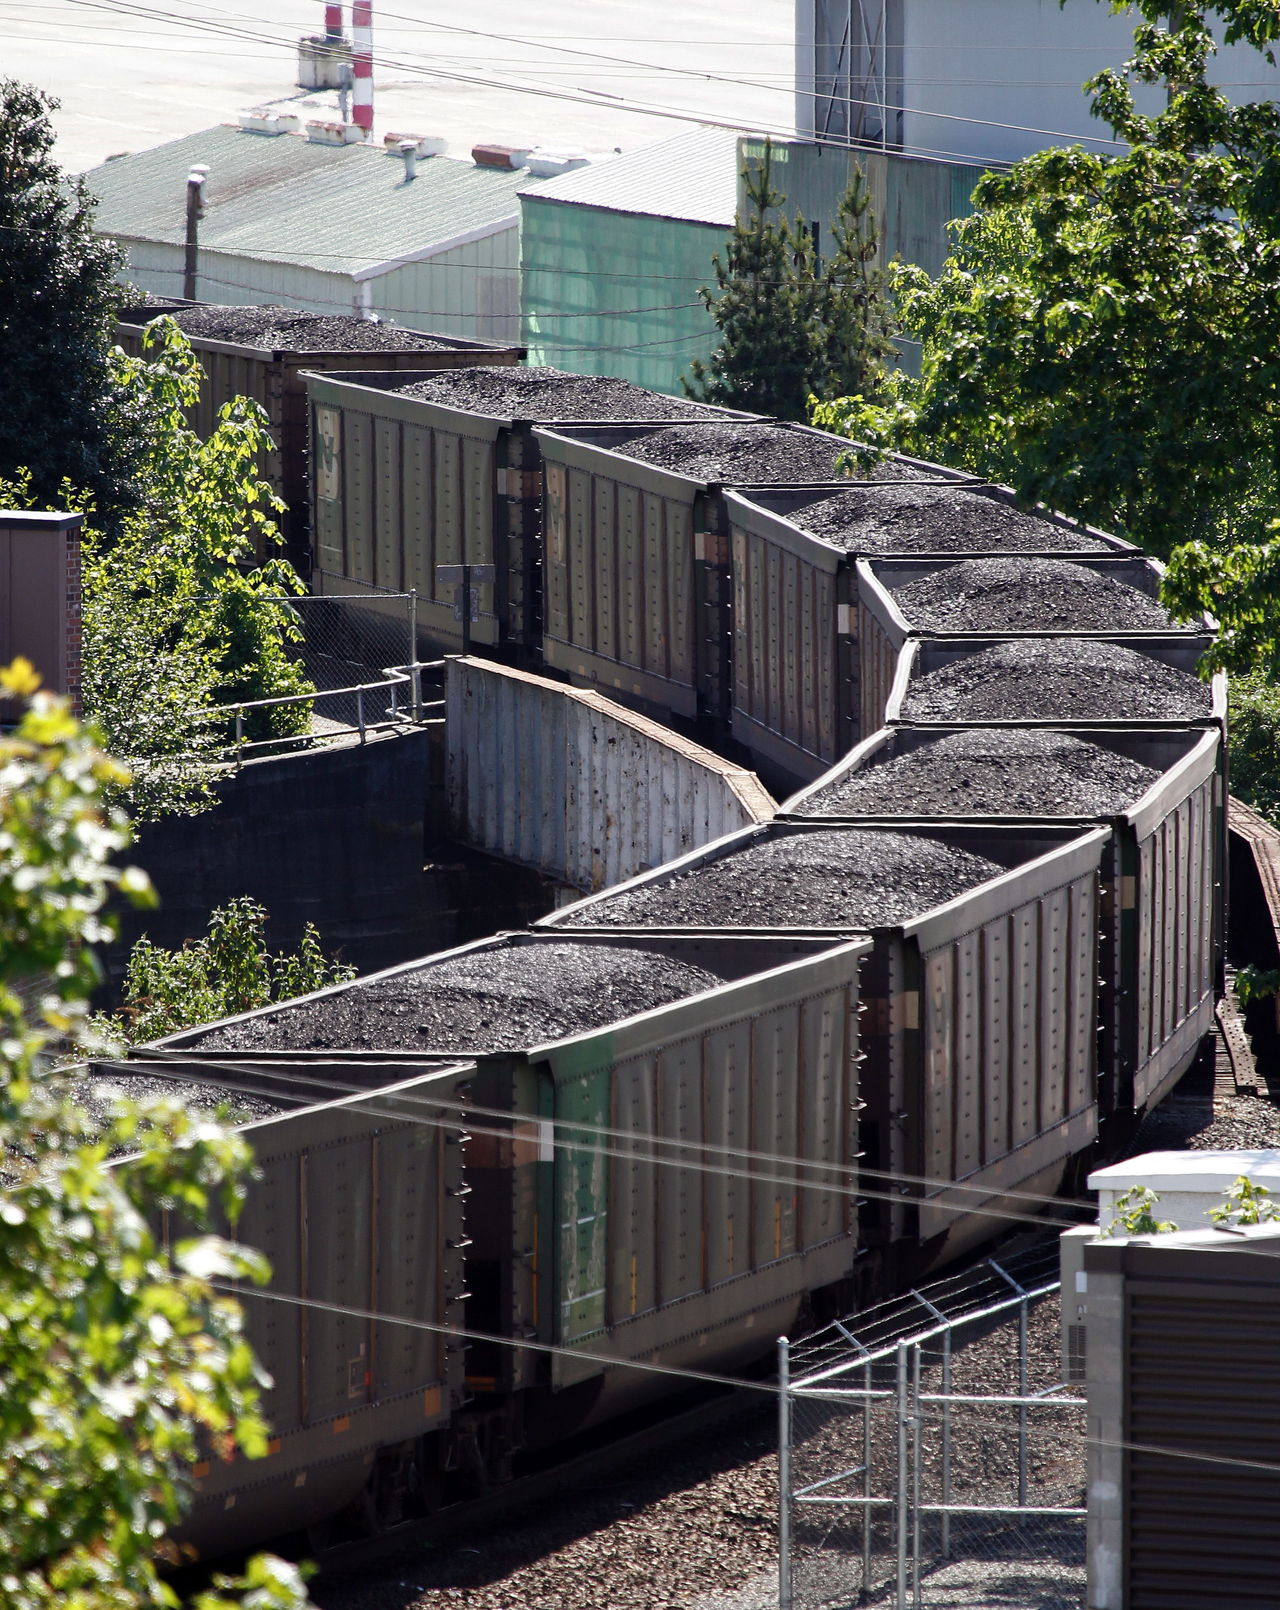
[82,124,547,278]
[517,126,742,227]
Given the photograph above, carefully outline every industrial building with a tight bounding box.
[82,121,549,345]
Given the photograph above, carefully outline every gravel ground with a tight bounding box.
[793,731,1161,819]
[613,424,939,485]
[902,639,1214,723]
[188,943,724,1053]
[790,486,1113,556]
[155,305,460,351]
[888,558,1177,634]
[558,829,1005,930]
[390,367,724,421]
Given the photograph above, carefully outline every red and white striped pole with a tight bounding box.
[352,0,373,140]
[324,2,343,42]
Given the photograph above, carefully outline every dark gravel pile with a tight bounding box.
[559,829,1005,930]
[158,305,458,351]
[69,1071,283,1135]
[889,557,1177,633]
[791,484,1113,554]
[795,730,1160,818]
[614,423,939,485]
[391,366,723,420]
[903,639,1214,723]
[189,943,724,1053]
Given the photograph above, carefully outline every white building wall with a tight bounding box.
[798,0,1280,168]
[114,238,361,314]
[368,226,521,343]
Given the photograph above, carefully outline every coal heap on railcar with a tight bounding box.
[903,639,1214,722]
[67,1070,285,1138]
[388,366,724,420]
[187,942,725,1053]
[612,422,937,483]
[794,730,1161,818]
[150,304,459,351]
[789,485,1115,554]
[888,557,1181,634]
[558,829,1004,930]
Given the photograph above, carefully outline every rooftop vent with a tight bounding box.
[238,109,301,136]
[472,142,531,171]
[306,119,363,146]
[524,149,590,178]
[384,132,448,158]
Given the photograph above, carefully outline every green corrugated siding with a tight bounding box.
[520,200,723,397]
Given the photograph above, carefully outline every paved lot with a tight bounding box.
[12,0,794,173]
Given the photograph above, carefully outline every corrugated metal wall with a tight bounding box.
[445,656,775,891]
[520,202,724,396]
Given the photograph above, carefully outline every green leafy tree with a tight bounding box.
[814,0,1280,558]
[0,658,310,1610]
[685,143,894,420]
[3,317,316,821]
[0,80,137,525]
[98,897,356,1046]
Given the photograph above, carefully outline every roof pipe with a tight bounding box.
[324,2,344,42]
[352,1,373,141]
[183,164,209,302]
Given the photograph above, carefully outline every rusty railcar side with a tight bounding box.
[538,819,1108,1274]
[101,1059,472,1559]
[116,305,521,572]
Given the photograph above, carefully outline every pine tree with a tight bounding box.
[685,142,894,420]
[683,142,820,420]
[0,80,132,519]
[815,164,896,402]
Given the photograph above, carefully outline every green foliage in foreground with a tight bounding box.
[1225,673,1280,826]
[98,897,356,1046]
[0,660,310,1609]
[2,317,316,821]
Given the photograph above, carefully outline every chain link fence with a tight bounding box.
[780,1244,1086,1610]
[203,590,442,758]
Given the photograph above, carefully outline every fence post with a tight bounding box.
[409,588,422,721]
[357,686,366,743]
[778,1337,792,1610]
[1018,1294,1029,1510]
[896,1341,908,1610]
[941,1326,952,1560]
[863,1356,873,1593]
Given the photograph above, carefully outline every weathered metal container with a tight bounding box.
[302,373,736,655]
[783,724,1226,1117]
[883,637,1227,733]
[100,1057,472,1558]
[540,819,1108,1269]
[858,555,1213,741]
[115,304,522,571]
[1083,1225,1280,1610]
[536,422,943,728]
[722,483,1136,789]
[161,929,868,1432]
[445,655,775,891]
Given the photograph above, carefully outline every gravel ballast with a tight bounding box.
[795,730,1162,818]
[902,639,1214,723]
[150,305,462,351]
[390,366,725,420]
[790,484,1113,555]
[188,942,725,1053]
[888,557,1178,633]
[613,423,940,484]
[559,828,1005,930]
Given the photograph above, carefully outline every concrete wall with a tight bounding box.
[446,657,776,893]
[103,726,558,998]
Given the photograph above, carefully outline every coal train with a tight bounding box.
[97,308,1226,1557]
